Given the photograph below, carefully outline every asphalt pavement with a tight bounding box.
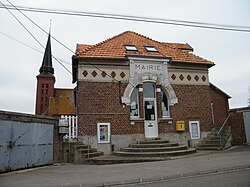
[0,146,250,187]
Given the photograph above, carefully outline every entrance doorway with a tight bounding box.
[143,83,158,138]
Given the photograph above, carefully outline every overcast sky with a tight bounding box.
[0,0,249,114]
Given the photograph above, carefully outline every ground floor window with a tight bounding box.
[189,121,200,139]
[130,86,139,118]
[161,90,169,117]
[130,84,171,119]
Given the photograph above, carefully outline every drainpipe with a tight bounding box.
[211,103,215,125]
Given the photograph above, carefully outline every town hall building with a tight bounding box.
[71,31,230,154]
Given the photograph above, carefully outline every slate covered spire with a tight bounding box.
[39,33,54,74]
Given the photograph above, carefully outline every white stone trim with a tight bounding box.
[122,59,178,106]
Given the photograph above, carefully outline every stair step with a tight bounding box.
[67,141,85,145]
[78,148,97,153]
[200,140,220,144]
[196,147,222,151]
[205,136,221,140]
[122,145,187,152]
[198,144,221,147]
[87,156,170,165]
[113,148,196,157]
[138,140,170,144]
[83,151,104,158]
[74,145,89,150]
[130,142,179,148]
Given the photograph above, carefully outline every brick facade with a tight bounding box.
[35,75,55,115]
[229,111,247,145]
[159,84,213,133]
[77,81,144,135]
[209,85,230,126]
[77,81,216,136]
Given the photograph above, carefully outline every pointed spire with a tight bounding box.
[39,32,54,74]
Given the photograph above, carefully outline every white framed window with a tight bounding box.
[144,46,158,52]
[189,121,200,139]
[97,123,111,143]
[124,45,138,51]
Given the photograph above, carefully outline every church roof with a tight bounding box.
[75,31,214,66]
[39,34,54,75]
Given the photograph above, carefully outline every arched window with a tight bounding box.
[161,90,169,117]
[130,87,139,118]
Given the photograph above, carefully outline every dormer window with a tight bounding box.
[145,46,158,52]
[125,45,138,51]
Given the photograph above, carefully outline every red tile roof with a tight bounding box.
[162,42,193,52]
[75,31,214,66]
[75,44,92,56]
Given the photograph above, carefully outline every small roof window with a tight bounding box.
[124,45,138,51]
[145,46,158,52]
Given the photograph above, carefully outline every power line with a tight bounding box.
[6,2,250,90]
[0,30,71,65]
[0,1,123,84]
[1,1,127,83]
[1,4,250,33]
[0,2,44,48]
[5,0,75,54]
[0,30,42,53]
[0,1,72,74]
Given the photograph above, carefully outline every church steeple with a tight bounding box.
[39,33,54,75]
[35,33,55,115]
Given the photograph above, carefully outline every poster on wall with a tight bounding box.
[97,123,110,143]
[189,121,200,139]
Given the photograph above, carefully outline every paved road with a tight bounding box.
[0,146,250,187]
[115,167,250,187]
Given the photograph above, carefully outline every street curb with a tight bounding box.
[80,165,250,187]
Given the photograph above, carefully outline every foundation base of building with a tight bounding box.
[78,132,211,155]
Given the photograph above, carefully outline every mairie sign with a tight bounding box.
[133,63,162,73]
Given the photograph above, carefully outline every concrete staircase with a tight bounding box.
[88,139,196,165]
[197,126,231,151]
[63,141,104,164]
[87,139,196,165]
[113,139,196,157]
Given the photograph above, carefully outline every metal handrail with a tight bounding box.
[217,113,232,136]
[62,115,93,159]
[70,125,93,159]
[217,113,232,149]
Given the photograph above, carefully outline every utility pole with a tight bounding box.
[248,87,250,107]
